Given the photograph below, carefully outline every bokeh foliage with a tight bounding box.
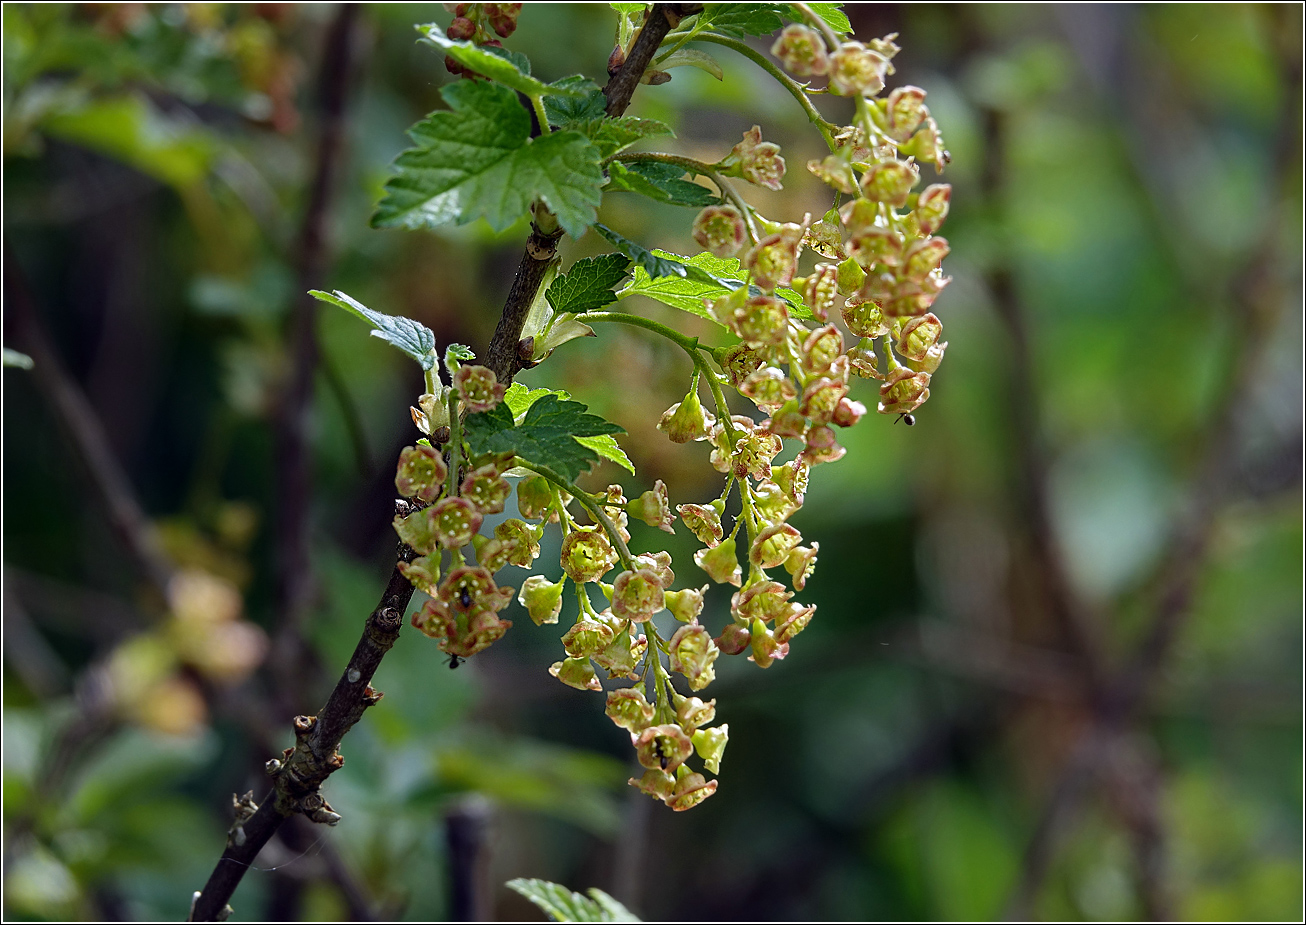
[3,3,1301,921]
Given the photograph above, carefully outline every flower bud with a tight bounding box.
[903,238,950,282]
[516,475,553,520]
[886,85,928,141]
[634,724,694,773]
[667,769,718,811]
[606,687,655,733]
[730,295,790,347]
[398,555,442,596]
[460,464,510,515]
[804,220,845,260]
[562,620,615,658]
[550,657,601,691]
[761,402,804,440]
[393,505,440,555]
[751,479,798,523]
[906,341,947,375]
[453,364,505,414]
[799,263,841,321]
[674,692,717,732]
[442,565,513,614]
[718,344,766,390]
[784,543,820,591]
[828,41,887,96]
[915,183,951,234]
[878,367,931,414]
[729,126,786,191]
[802,424,847,465]
[677,503,724,547]
[627,480,674,533]
[772,23,829,76]
[518,575,564,625]
[901,116,949,172]
[896,312,943,362]
[750,523,802,569]
[430,496,483,548]
[612,569,666,622]
[836,256,867,294]
[715,622,751,654]
[739,367,797,412]
[748,618,788,668]
[731,579,794,624]
[594,626,646,679]
[447,16,476,40]
[669,622,719,691]
[843,299,890,338]
[485,2,522,38]
[658,387,715,443]
[807,154,859,194]
[832,396,868,428]
[848,226,903,270]
[692,205,747,258]
[861,159,919,208]
[847,336,884,379]
[395,445,448,503]
[801,375,849,425]
[800,324,844,375]
[665,585,707,623]
[629,768,677,801]
[691,725,729,774]
[743,221,805,293]
[634,550,675,588]
[774,602,817,644]
[412,598,453,640]
[694,535,742,587]
[560,527,617,583]
[772,459,810,506]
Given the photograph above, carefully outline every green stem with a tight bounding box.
[517,460,636,572]
[424,365,440,396]
[445,386,461,498]
[575,310,704,358]
[693,32,837,150]
[529,93,551,135]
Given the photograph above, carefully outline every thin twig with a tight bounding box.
[484,3,692,385]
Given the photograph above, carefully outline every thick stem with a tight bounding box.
[191,553,417,921]
[484,3,691,387]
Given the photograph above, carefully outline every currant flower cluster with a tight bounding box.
[372,5,953,813]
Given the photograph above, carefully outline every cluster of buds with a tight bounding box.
[384,8,953,812]
[441,3,523,76]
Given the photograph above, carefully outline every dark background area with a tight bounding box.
[3,3,1302,921]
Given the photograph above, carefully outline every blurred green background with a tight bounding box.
[3,3,1301,921]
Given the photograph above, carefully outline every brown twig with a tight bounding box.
[190,555,415,921]
[483,3,693,385]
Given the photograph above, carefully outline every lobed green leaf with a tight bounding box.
[694,3,789,37]
[592,224,689,280]
[416,26,586,98]
[309,290,438,369]
[372,81,603,239]
[605,161,719,208]
[464,392,626,482]
[506,878,640,923]
[790,2,851,34]
[545,254,633,316]
[619,251,812,324]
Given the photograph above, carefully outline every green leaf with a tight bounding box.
[545,254,632,315]
[543,77,673,160]
[592,224,688,279]
[619,251,812,324]
[463,393,625,482]
[309,290,438,369]
[416,26,585,98]
[695,3,789,37]
[372,80,603,239]
[544,77,607,128]
[590,117,674,159]
[3,348,34,369]
[500,385,634,475]
[605,161,719,208]
[609,2,647,13]
[791,2,851,34]
[505,879,640,923]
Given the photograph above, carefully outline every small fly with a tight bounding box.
[458,586,473,609]
[894,413,916,426]
[447,653,463,670]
